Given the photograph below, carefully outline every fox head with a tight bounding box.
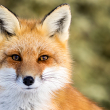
[0,4,71,93]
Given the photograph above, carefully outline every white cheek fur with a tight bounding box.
[0,67,70,110]
[42,67,70,92]
[0,68,17,88]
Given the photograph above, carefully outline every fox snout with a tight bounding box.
[17,73,42,89]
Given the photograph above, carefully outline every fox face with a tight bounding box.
[0,4,71,110]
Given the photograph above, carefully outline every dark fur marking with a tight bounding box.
[56,15,67,33]
[49,15,66,37]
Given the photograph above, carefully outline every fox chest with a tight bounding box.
[0,90,52,110]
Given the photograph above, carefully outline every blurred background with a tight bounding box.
[0,0,110,109]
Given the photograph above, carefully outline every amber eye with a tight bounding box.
[39,55,48,61]
[12,54,21,61]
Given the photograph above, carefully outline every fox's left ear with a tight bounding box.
[0,5,20,36]
[42,4,71,42]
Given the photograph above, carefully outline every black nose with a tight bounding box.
[23,76,34,86]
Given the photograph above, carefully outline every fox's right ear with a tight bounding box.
[41,4,71,42]
[0,5,20,36]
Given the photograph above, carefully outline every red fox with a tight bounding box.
[0,3,103,110]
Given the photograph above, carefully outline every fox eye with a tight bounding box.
[12,54,21,61]
[39,55,48,61]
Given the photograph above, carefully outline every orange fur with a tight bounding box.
[52,84,103,110]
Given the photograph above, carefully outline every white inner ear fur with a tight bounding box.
[42,5,71,42]
[0,5,20,34]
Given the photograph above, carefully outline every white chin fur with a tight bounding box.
[0,67,69,110]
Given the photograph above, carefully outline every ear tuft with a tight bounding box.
[0,5,20,36]
[42,4,71,42]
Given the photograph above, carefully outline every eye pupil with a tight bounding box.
[12,55,21,61]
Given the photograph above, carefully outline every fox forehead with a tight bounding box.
[3,19,63,55]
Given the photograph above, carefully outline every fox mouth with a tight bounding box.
[18,85,39,91]
[17,83,40,91]
[23,86,39,90]
[23,87,37,90]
